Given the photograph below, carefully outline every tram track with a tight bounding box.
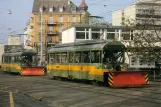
[13,77,161,105]
[0,73,161,106]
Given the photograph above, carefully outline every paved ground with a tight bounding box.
[0,71,161,107]
[0,91,51,107]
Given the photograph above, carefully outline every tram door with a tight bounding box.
[68,52,74,79]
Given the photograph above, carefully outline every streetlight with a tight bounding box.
[40,8,43,65]
[0,8,12,14]
[8,9,12,14]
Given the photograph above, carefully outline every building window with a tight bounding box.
[92,29,101,40]
[67,16,70,22]
[59,26,63,32]
[49,16,53,23]
[76,32,85,39]
[38,45,41,52]
[39,33,41,41]
[59,34,62,41]
[49,37,52,42]
[72,16,76,22]
[107,33,115,40]
[71,6,76,12]
[49,6,53,12]
[39,7,43,12]
[76,28,89,39]
[49,27,53,32]
[92,33,100,39]
[39,15,41,22]
[59,6,64,12]
[59,16,63,22]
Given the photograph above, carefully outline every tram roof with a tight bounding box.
[3,49,36,56]
[48,40,125,53]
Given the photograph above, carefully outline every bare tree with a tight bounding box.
[122,2,161,64]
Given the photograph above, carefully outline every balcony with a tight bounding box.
[29,22,34,27]
[46,41,58,48]
[30,14,34,18]
[47,21,57,26]
[47,31,58,36]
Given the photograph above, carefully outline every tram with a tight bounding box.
[47,40,149,87]
[1,49,44,75]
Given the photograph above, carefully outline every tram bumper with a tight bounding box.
[107,70,149,87]
[21,67,44,76]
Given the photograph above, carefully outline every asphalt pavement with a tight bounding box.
[0,70,161,107]
[0,90,52,107]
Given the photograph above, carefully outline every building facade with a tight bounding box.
[29,0,89,61]
[0,43,4,65]
[62,24,132,63]
[8,35,21,45]
[24,25,33,50]
[62,24,123,43]
[112,1,161,26]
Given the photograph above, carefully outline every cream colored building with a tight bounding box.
[8,35,21,45]
[112,1,161,26]
[0,43,4,65]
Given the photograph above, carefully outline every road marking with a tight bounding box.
[9,92,14,107]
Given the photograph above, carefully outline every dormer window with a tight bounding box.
[71,6,76,12]
[59,6,64,12]
[39,6,43,12]
[49,6,53,12]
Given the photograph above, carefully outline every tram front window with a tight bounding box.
[22,55,35,66]
[103,50,124,69]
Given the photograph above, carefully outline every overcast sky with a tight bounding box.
[0,0,136,44]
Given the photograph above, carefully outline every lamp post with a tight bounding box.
[40,9,43,65]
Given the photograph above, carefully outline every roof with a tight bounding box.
[48,40,125,52]
[3,49,36,56]
[79,0,88,9]
[62,24,123,31]
[4,45,24,52]
[32,0,81,13]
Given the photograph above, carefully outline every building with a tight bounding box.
[24,24,33,50]
[112,1,161,26]
[8,35,21,45]
[62,24,124,43]
[0,43,4,65]
[112,1,161,64]
[29,0,89,61]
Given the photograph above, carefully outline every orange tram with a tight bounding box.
[1,49,44,76]
[46,40,149,87]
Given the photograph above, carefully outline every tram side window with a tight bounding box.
[75,52,81,63]
[2,56,4,63]
[14,56,17,62]
[15,56,20,63]
[55,53,61,63]
[8,56,11,63]
[69,52,74,63]
[91,51,101,63]
[49,54,55,63]
[11,57,15,63]
[82,51,90,63]
[3,56,6,63]
[61,52,67,63]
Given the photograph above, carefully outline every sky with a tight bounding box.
[0,0,136,44]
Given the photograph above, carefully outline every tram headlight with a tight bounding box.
[47,70,50,74]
